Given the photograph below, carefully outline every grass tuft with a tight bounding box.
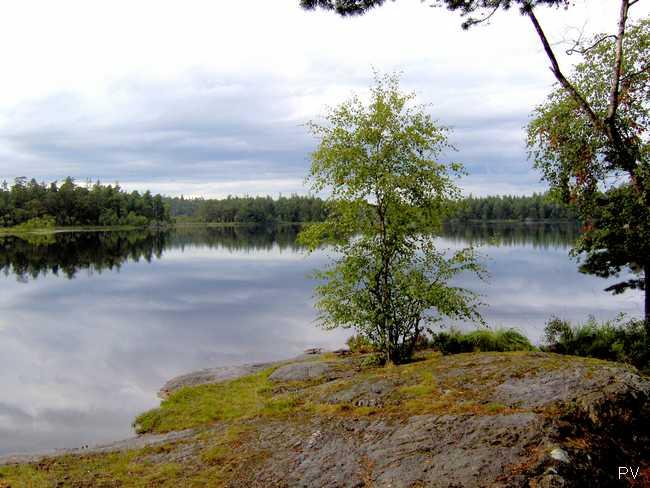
[543,315,649,373]
[134,368,277,434]
[431,327,536,355]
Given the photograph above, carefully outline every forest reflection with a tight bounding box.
[442,221,580,249]
[0,222,579,281]
[0,225,302,281]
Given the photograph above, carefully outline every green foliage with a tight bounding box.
[451,192,576,221]
[543,316,649,373]
[299,73,484,364]
[527,19,650,322]
[346,334,378,353]
[134,369,276,434]
[165,194,327,223]
[431,327,535,355]
[7,215,56,232]
[170,192,575,224]
[0,177,171,227]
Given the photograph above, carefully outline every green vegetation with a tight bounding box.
[0,176,577,229]
[0,425,264,487]
[345,334,378,354]
[299,73,484,364]
[528,19,649,327]
[3,215,56,233]
[0,177,171,228]
[170,193,576,223]
[431,328,536,355]
[451,193,576,222]
[543,316,649,374]
[300,0,649,350]
[134,368,287,434]
[165,194,327,224]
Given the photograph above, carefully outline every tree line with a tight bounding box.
[0,177,171,228]
[165,194,327,223]
[451,193,577,222]
[0,177,579,228]
[167,192,575,223]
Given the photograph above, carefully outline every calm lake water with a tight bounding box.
[0,223,643,455]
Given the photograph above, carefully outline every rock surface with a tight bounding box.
[235,353,650,487]
[158,362,275,398]
[268,361,332,381]
[158,351,326,398]
[2,352,648,487]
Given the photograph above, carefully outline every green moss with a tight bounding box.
[134,368,279,434]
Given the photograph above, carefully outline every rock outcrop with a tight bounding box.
[1,351,648,487]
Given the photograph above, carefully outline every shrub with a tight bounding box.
[123,212,149,227]
[431,327,535,355]
[346,334,378,354]
[543,315,649,374]
[9,215,56,232]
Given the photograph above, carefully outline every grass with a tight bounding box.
[134,368,283,434]
[0,427,265,487]
[543,316,649,374]
[430,327,536,355]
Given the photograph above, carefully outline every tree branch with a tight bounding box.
[606,0,630,123]
[621,63,650,83]
[566,34,616,56]
[525,7,603,133]
[460,4,500,29]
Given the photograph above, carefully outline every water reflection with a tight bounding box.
[0,225,302,282]
[442,221,581,249]
[0,223,643,456]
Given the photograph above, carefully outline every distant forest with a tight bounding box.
[0,177,577,228]
[167,192,576,223]
[0,177,171,227]
[451,193,577,221]
[166,195,327,223]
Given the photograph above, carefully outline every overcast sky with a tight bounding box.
[0,0,647,198]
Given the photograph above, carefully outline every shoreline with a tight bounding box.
[0,350,325,464]
[0,218,580,238]
[1,350,648,485]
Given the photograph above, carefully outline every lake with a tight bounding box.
[0,223,643,455]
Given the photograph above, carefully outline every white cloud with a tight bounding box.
[0,0,647,195]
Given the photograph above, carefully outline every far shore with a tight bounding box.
[0,218,578,237]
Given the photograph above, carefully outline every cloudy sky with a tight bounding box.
[0,0,647,198]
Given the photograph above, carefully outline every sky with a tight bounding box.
[0,0,647,198]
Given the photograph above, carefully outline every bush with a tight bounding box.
[9,215,56,232]
[346,334,378,354]
[543,315,649,373]
[431,327,535,355]
[123,212,149,227]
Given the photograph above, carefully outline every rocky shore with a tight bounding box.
[1,350,648,487]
